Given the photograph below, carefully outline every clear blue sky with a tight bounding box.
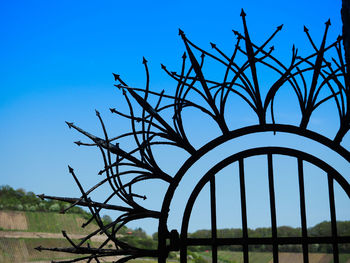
[0,0,349,234]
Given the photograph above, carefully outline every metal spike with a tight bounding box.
[68,165,74,173]
[65,121,74,129]
[112,73,120,81]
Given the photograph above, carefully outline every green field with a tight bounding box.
[1,240,350,263]
[25,211,96,234]
[1,210,349,263]
[0,210,98,234]
[194,250,350,263]
[0,238,84,262]
[128,251,350,263]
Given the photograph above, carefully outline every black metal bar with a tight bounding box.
[177,147,350,263]
[180,239,187,263]
[297,158,309,263]
[185,236,350,246]
[239,159,249,263]
[47,15,350,263]
[210,177,218,263]
[267,154,278,263]
[328,174,339,263]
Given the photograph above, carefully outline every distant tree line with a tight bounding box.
[151,222,350,253]
[2,185,348,254]
[187,222,350,253]
[0,185,88,216]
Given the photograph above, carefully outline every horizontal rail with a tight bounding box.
[185,236,350,246]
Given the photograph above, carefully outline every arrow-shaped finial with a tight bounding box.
[161,64,166,70]
[112,73,120,81]
[74,141,82,146]
[182,52,187,59]
[115,84,123,89]
[95,109,100,116]
[35,246,42,252]
[277,24,283,31]
[210,42,216,49]
[232,30,241,37]
[178,28,185,37]
[142,57,148,64]
[68,165,74,173]
[37,194,44,200]
[325,18,331,26]
[303,25,309,32]
[65,121,74,129]
[240,9,246,17]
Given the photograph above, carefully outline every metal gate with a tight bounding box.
[39,10,350,263]
[158,127,350,263]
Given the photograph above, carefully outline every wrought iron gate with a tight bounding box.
[158,127,350,263]
[38,10,350,263]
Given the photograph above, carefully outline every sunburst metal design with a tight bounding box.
[36,10,350,263]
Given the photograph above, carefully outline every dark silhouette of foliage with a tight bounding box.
[0,185,87,215]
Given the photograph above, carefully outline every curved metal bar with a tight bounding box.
[158,125,350,261]
[179,147,350,263]
[46,12,350,263]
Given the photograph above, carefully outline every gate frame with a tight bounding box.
[37,10,350,263]
[158,126,350,263]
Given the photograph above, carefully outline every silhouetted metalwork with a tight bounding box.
[36,10,350,263]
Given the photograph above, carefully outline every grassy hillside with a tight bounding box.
[0,238,97,262]
[26,211,97,234]
[0,210,97,234]
[0,185,349,262]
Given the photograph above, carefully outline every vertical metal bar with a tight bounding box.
[328,174,339,263]
[267,154,278,263]
[180,245,187,263]
[297,159,309,263]
[239,159,249,263]
[210,177,218,263]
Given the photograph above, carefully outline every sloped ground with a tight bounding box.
[0,211,110,262]
[0,238,118,263]
[1,211,349,263]
[0,211,28,230]
[0,211,98,234]
[0,230,108,242]
[0,238,73,262]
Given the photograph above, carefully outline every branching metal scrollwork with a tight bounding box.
[36,10,349,263]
